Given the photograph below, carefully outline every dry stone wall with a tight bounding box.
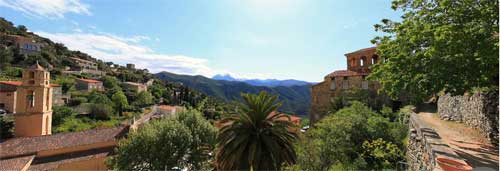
[407,111,468,171]
[437,91,499,145]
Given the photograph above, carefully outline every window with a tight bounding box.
[27,90,35,107]
[330,82,336,90]
[372,55,379,64]
[342,82,349,89]
[360,56,367,66]
[362,81,369,89]
[29,71,35,78]
[46,88,50,110]
[6,93,11,96]
[343,76,348,80]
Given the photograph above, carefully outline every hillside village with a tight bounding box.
[0,0,499,170]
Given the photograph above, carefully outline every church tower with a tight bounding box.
[14,62,53,137]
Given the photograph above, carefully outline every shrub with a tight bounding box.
[89,103,114,120]
[68,97,87,106]
[52,106,75,126]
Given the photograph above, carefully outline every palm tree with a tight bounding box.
[216,91,299,170]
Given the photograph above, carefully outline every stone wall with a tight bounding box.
[437,91,499,145]
[407,111,468,171]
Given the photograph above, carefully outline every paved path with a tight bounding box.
[417,112,499,170]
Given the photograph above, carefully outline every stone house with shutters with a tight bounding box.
[310,47,387,124]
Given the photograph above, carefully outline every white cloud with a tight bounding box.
[0,0,91,19]
[35,31,218,76]
[72,28,82,32]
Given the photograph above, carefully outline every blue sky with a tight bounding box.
[0,0,401,82]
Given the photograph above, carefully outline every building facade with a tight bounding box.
[0,81,20,113]
[310,47,386,124]
[123,82,148,93]
[76,78,104,92]
[14,63,53,137]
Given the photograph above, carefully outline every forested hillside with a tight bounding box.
[155,71,311,115]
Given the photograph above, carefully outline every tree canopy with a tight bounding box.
[291,102,407,170]
[369,0,499,102]
[109,109,217,170]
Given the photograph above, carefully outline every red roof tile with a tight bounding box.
[326,70,368,77]
[0,126,128,159]
[0,155,35,171]
[0,81,22,86]
[77,78,101,83]
[345,47,376,56]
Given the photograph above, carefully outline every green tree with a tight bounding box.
[0,116,14,140]
[52,106,75,126]
[175,110,218,170]
[111,91,128,115]
[89,103,114,120]
[88,91,113,106]
[216,91,299,170]
[293,102,406,170]
[0,46,13,68]
[369,0,499,102]
[132,91,154,108]
[109,109,217,170]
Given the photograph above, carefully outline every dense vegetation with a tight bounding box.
[155,71,311,116]
[369,0,499,102]
[109,109,217,170]
[287,102,409,170]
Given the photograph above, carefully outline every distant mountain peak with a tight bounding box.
[212,74,239,81]
[211,74,313,87]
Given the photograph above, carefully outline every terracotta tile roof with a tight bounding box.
[326,70,368,77]
[270,111,301,124]
[0,155,35,171]
[0,126,128,159]
[77,78,101,83]
[29,62,45,71]
[0,81,22,86]
[28,148,112,171]
[0,81,60,87]
[344,47,376,56]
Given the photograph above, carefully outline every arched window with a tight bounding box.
[372,55,379,64]
[27,90,35,108]
[360,56,367,66]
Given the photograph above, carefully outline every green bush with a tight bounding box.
[52,106,76,126]
[54,117,92,133]
[292,101,407,170]
[0,115,14,139]
[68,97,87,106]
[89,103,114,120]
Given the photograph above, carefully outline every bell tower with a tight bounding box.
[14,62,53,137]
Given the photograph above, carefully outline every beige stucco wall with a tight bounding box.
[0,91,16,113]
[14,112,52,137]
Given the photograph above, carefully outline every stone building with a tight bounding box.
[0,63,130,170]
[126,63,135,69]
[0,34,43,55]
[310,47,384,124]
[123,82,148,93]
[63,57,106,76]
[76,78,104,92]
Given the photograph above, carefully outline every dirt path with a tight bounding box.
[417,112,499,170]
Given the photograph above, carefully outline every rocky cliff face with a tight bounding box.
[437,91,499,145]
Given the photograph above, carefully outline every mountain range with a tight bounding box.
[212,74,314,87]
[155,72,312,115]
